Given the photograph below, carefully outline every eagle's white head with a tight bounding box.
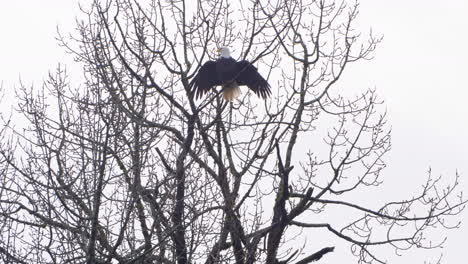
[217,46,231,58]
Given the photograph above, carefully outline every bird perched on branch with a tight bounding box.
[189,47,271,101]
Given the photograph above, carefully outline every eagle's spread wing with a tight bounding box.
[189,61,222,99]
[235,60,271,99]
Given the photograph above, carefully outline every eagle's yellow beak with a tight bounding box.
[216,48,221,52]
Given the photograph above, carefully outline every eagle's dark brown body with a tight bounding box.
[190,48,271,101]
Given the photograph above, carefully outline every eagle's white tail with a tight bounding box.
[222,82,241,101]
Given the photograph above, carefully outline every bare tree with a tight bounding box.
[0,0,465,263]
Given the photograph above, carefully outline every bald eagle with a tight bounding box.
[189,47,271,101]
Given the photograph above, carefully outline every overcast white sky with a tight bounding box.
[0,0,467,263]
